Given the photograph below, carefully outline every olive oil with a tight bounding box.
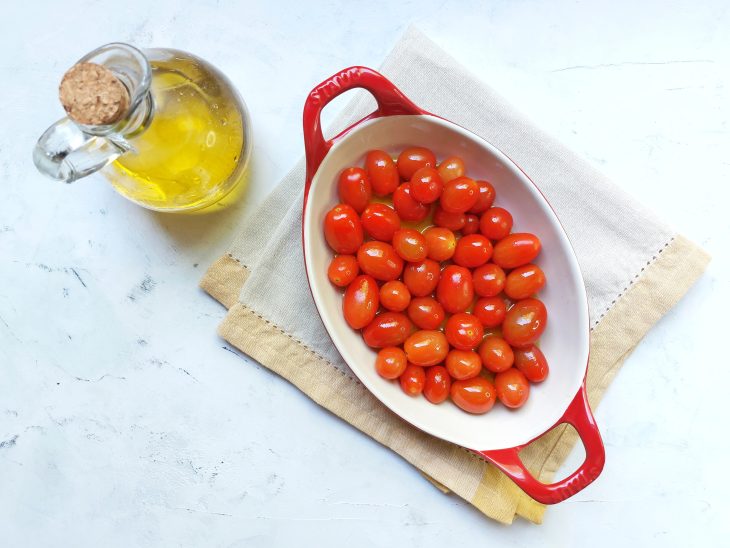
[107,53,246,211]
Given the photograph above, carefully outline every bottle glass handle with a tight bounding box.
[33,118,129,183]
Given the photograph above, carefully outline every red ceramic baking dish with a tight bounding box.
[301,66,605,504]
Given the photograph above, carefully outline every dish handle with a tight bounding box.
[302,66,426,195]
[475,383,605,504]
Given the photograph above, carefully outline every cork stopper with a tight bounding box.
[59,62,130,125]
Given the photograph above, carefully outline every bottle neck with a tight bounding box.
[72,43,153,140]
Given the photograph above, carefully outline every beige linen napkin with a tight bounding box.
[201,27,709,524]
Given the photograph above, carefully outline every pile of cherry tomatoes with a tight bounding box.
[324,147,549,414]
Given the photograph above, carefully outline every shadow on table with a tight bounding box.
[147,156,257,253]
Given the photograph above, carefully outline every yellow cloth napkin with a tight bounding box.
[200,28,709,524]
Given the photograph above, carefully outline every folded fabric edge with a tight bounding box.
[199,254,249,310]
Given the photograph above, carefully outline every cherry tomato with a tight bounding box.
[479,207,513,240]
[324,204,364,254]
[424,365,452,404]
[410,167,443,204]
[423,227,456,262]
[343,275,379,329]
[492,233,541,269]
[399,363,426,396]
[502,298,547,348]
[362,312,413,348]
[437,156,465,182]
[392,228,427,262]
[445,312,484,350]
[440,176,479,213]
[453,234,493,268]
[357,241,404,281]
[393,183,430,222]
[462,214,480,235]
[469,180,496,214]
[407,297,445,330]
[337,167,372,213]
[436,265,474,314]
[450,377,496,414]
[514,345,549,382]
[445,350,482,380]
[365,150,399,196]
[478,336,514,373]
[380,280,411,312]
[360,202,400,242]
[403,259,440,297]
[504,264,546,300]
[397,147,436,180]
[472,297,507,328]
[472,263,506,297]
[433,206,466,231]
[327,255,359,287]
[404,330,449,366]
[495,368,530,408]
[375,347,407,379]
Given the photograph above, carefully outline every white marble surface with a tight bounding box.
[1,1,728,546]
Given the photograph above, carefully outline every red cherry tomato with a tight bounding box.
[365,150,400,196]
[380,280,411,312]
[327,255,359,287]
[504,264,546,300]
[424,365,452,404]
[407,297,445,330]
[437,156,465,183]
[514,345,549,382]
[492,233,541,269]
[399,363,426,396]
[478,336,514,373]
[472,263,506,297]
[436,265,474,314]
[343,275,379,329]
[403,259,440,297]
[450,377,496,414]
[479,207,513,240]
[433,206,466,231]
[445,350,482,380]
[362,312,413,348]
[392,228,427,262]
[397,147,436,181]
[445,313,484,350]
[495,368,530,408]
[469,180,496,214]
[360,202,400,242]
[502,298,547,348]
[472,297,507,328]
[404,330,449,366]
[453,234,493,268]
[440,176,479,213]
[410,167,443,204]
[375,347,407,379]
[423,227,456,262]
[337,167,372,213]
[324,204,364,254]
[393,183,430,222]
[357,241,404,281]
[462,214,480,235]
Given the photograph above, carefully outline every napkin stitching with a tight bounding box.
[226,252,248,271]
[238,301,490,467]
[591,237,674,329]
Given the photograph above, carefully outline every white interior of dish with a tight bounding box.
[303,115,589,450]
